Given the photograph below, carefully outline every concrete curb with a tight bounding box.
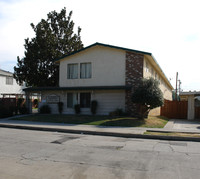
[147,129,200,134]
[1,123,200,142]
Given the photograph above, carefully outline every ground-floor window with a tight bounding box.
[67,93,78,108]
[67,92,91,108]
[80,93,91,108]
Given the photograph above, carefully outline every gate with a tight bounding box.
[195,107,200,119]
[161,100,188,119]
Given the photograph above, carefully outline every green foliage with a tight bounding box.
[132,78,164,119]
[74,104,81,114]
[91,100,98,115]
[14,7,84,87]
[109,108,124,117]
[17,98,24,108]
[39,105,51,114]
[33,99,38,108]
[16,98,25,114]
[11,114,168,128]
[19,104,29,114]
[57,102,64,114]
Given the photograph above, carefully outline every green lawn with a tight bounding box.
[12,114,169,128]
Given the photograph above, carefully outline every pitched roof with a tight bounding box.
[54,42,173,90]
[54,42,152,63]
[0,69,13,77]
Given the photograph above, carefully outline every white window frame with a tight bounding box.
[67,93,78,108]
[67,63,78,79]
[6,76,13,85]
[80,62,92,79]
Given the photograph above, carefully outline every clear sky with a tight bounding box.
[0,0,199,91]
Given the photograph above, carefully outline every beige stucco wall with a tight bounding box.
[143,57,173,116]
[59,46,126,87]
[143,56,172,101]
[39,90,125,115]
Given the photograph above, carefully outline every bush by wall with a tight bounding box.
[39,105,51,114]
[33,99,38,108]
[57,102,64,114]
[17,98,24,108]
[74,104,81,114]
[91,100,98,115]
[109,108,124,117]
[19,104,29,114]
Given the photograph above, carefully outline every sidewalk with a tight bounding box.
[1,115,200,142]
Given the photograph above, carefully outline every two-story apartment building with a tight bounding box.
[0,69,24,98]
[24,43,173,115]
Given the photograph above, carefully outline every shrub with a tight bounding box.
[109,108,124,117]
[33,99,38,108]
[19,104,29,114]
[17,98,24,108]
[16,98,25,114]
[74,104,81,114]
[91,100,98,115]
[132,78,164,119]
[39,105,51,114]
[57,102,64,114]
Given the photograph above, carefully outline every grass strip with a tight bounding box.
[11,114,168,128]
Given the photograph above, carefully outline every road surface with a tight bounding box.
[0,127,200,179]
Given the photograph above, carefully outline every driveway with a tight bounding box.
[165,119,200,132]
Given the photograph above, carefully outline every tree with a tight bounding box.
[132,78,164,119]
[14,7,83,87]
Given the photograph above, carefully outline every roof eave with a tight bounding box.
[23,85,132,92]
[54,42,152,63]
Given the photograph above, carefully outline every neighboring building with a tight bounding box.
[0,69,25,98]
[24,43,173,115]
[180,91,200,120]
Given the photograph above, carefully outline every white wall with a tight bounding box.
[0,75,24,97]
[40,90,125,115]
[92,90,125,115]
[59,45,126,87]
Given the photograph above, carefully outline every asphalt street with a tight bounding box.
[0,127,200,179]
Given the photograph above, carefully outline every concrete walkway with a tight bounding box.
[1,115,200,141]
[169,119,200,132]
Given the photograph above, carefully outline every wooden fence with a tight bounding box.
[161,100,188,119]
[0,98,16,109]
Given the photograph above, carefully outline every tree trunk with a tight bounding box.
[139,105,149,120]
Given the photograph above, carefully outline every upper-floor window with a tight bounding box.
[80,63,91,79]
[151,68,154,76]
[155,72,157,79]
[6,76,13,85]
[67,63,78,79]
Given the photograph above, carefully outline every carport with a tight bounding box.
[180,91,200,120]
